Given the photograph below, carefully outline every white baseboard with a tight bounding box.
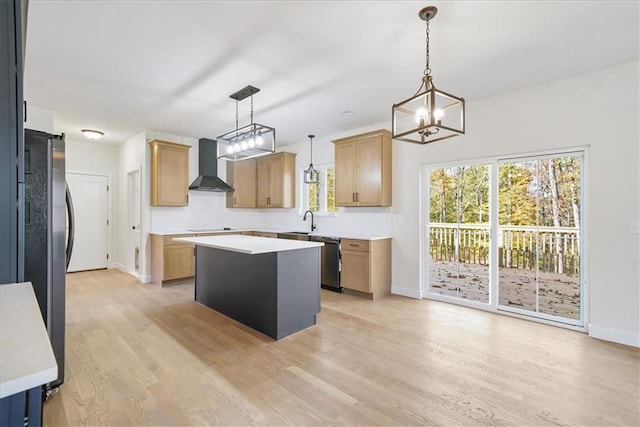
[109,263,126,272]
[138,274,152,284]
[391,285,422,299]
[588,324,640,348]
[107,264,150,284]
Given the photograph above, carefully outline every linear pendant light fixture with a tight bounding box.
[217,85,276,161]
[392,6,465,144]
[304,134,319,184]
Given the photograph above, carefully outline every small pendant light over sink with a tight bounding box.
[392,6,465,144]
[304,135,319,184]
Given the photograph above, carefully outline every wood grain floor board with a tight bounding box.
[42,269,640,426]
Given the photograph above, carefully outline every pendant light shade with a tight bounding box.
[392,6,465,144]
[304,134,319,184]
[217,85,276,161]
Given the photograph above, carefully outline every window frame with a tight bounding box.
[301,163,337,216]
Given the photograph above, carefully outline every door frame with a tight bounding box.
[420,146,590,332]
[66,171,112,270]
[127,167,142,278]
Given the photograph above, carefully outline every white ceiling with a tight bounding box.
[24,1,639,146]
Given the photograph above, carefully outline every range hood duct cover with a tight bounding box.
[189,138,235,192]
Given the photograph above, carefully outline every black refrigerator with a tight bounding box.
[24,128,75,391]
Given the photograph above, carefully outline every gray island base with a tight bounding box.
[176,236,322,340]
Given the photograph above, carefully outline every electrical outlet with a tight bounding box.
[630,220,640,234]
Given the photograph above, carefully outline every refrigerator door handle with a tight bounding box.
[65,183,75,271]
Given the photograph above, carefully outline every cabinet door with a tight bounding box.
[355,136,383,206]
[256,159,271,207]
[340,250,370,292]
[334,141,358,206]
[151,142,190,207]
[227,160,256,208]
[163,244,195,280]
[267,157,284,207]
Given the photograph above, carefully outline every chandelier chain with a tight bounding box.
[250,95,254,124]
[235,100,239,131]
[424,17,431,77]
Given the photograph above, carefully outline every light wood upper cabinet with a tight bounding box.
[256,152,296,208]
[149,140,191,207]
[333,129,392,207]
[226,159,257,208]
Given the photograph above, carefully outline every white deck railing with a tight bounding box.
[428,223,580,275]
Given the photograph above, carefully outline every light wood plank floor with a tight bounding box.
[44,269,639,426]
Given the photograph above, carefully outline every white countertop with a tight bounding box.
[152,228,391,241]
[150,229,241,236]
[175,235,324,255]
[0,282,57,399]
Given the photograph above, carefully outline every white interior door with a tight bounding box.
[67,173,109,272]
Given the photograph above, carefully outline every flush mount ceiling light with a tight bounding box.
[81,129,104,140]
[392,6,465,144]
[304,134,319,184]
[217,85,276,161]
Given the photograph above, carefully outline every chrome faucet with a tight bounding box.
[303,210,317,232]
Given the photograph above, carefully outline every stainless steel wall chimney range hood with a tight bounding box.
[189,138,234,192]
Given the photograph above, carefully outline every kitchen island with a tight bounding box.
[174,235,323,340]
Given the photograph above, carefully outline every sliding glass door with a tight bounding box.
[498,155,583,323]
[428,164,490,304]
[426,152,584,327]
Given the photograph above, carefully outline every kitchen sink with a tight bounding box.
[288,231,310,235]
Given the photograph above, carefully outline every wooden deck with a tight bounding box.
[43,269,639,426]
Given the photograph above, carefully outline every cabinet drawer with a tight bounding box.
[341,239,369,252]
[163,234,195,245]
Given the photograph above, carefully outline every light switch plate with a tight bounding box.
[630,220,640,234]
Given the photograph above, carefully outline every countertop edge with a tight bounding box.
[175,236,324,255]
[0,282,58,399]
[151,229,391,241]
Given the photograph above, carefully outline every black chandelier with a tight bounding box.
[392,6,465,144]
[217,85,276,161]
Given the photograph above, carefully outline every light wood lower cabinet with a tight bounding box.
[151,234,195,286]
[254,231,278,238]
[152,232,247,286]
[340,238,391,299]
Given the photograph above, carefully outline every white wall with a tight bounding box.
[114,131,148,279]
[25,104,53,133]
[389,61,639,346]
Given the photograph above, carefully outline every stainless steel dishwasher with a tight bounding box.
[309,236,342,292]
